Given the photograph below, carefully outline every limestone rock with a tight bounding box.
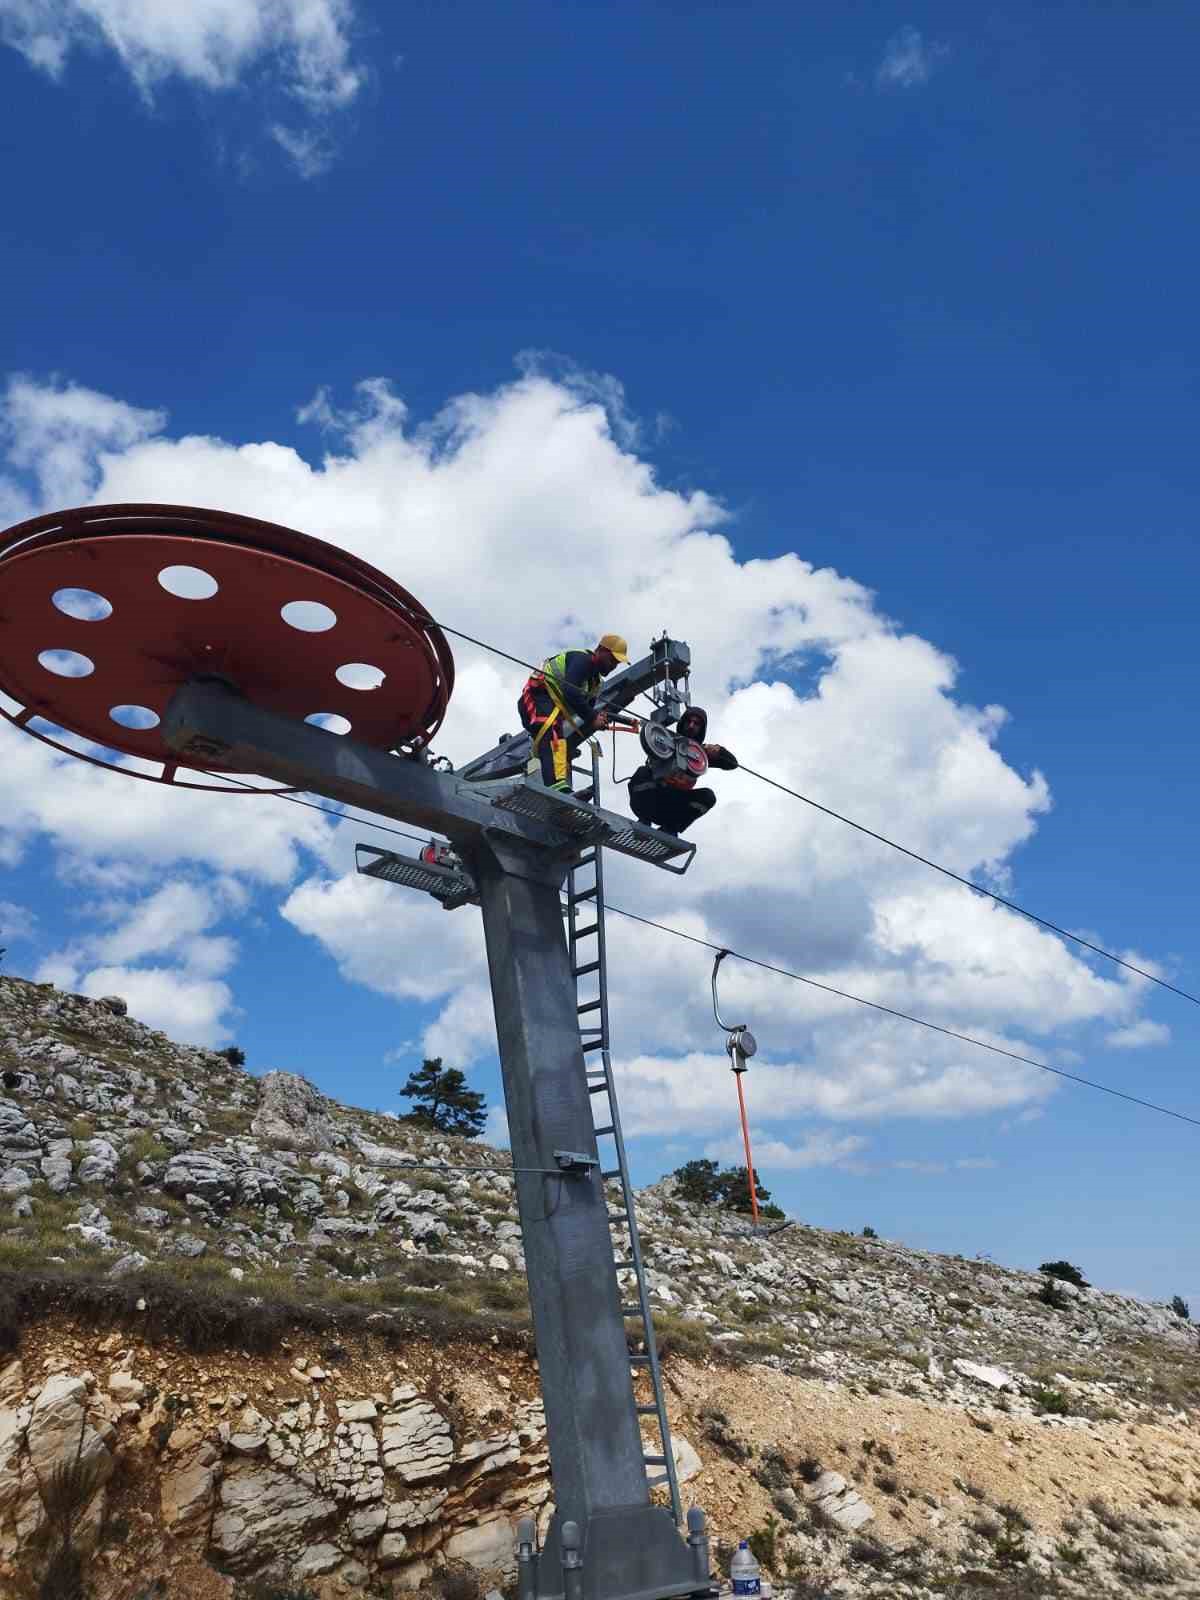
[162,1151,237,1205]
[407,1213,450,1246]
[236,1166,290,1208]
[97,995,128,1016]
[107,1371,146,1403]
[108,1250,150,1277]
[337,1399,378,1423]
[311,1152,352,1180]
[161,1457,218,1534]
[671,1432,702,1485]
[378,1530,409,1567]
[20,1375,114,1554]
[210,1464,338,1571]
[251,1071,340,1150]
[807,1469,875,1533]
[0,1099,39,1152]
[26,1375,112,1486]
[445,1514,516,1571]
[953,1358,1014,1391]
[76,1137,120,1186]
[350,1502,388,1542]
[40,1151,74,1194]
[161,1231,208,1259]
[381,1390,454,1483]
[0,1403,34,1561]
[294,1542,344,1577]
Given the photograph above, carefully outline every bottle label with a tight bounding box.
[733,1580,761,1596]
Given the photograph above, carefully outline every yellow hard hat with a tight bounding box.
[598,633,629,663]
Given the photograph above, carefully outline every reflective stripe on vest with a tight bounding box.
[537,650,599,725]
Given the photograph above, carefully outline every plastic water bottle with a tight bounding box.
[731,1541,761,1596]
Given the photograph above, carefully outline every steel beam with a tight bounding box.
[161,678,710,1600]
[161,679,572,851]
[474,837,702,1600]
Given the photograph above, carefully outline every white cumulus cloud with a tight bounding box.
[0,362,1167,1156]
[30,879,243,1039]
[704,1131,869,1171]
[0,899,37,940]
[76,963,235,1044]
[1105,1019,1171,1050]
[0,0,363,174]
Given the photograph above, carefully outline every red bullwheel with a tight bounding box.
[0,503,454,789]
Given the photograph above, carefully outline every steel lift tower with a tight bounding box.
[0,504,716,1600]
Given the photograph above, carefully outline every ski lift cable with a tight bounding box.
[736,763,1199,1009]
[235,762,1199,1129]
[207,771,439,851]
[405,620,1200,1013]
[210,618,1196,1010]
[603,903,1200,1131]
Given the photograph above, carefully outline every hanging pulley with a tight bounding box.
[640,720,708,785]
[639,721,676,763]
[712,948,761,1225]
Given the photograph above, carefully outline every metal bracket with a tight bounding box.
[355,843,479,908]
[492,781,697,875]
[553,1150,599,1174]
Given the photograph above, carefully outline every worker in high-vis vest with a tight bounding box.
[518,634,629,790]
[627,705,738,833]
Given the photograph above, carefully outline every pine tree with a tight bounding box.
[671,1159,781,1217]
[399,1057,487,1138]
[672,1159,724,1206]
[715,1165,774,1215]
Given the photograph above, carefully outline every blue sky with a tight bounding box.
[0,1,1196,1312]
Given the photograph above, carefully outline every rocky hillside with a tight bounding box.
[1,972,1198,1599]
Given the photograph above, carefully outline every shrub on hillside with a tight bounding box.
[1171,1294,1191,1320]
[1036,1277,1070,1311]
[1039,1259,1089,1289]
[700,1407,752,1462]
[217,1046,246,1067]
[747,1513,780,1570]
[399,1057,487,1138]
[670,1158,779,1216]
[435,1566,481,1600]
[1031,1385,1071,1416]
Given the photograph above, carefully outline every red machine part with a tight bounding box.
[683,739,709,778]
[0,504,454,788]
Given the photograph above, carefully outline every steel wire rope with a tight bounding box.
[735,762,1199,1007]
[601,904,1200,1130]
[204,769,441,851]
[414,621,1200,1011]
[203,614,1197,1027]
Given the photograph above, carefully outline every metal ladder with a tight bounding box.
[566,742,683,1526]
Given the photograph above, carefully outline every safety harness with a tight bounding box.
[530,650,600,749]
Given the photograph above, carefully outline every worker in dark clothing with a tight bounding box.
[627,706,737,834]
[518,634,629,790]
